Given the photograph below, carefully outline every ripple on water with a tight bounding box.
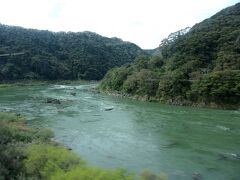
[216,125,230,131]
[0,83,240,180]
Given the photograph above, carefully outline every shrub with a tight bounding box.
[140,169,167,180]
[122,69,159,96]
[100,67,131,91]
[24,144,84,179]
[51,167,134,180]
[190,70,240,104]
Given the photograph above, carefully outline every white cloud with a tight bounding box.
[0,0,238,48]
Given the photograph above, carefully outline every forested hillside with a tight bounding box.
[100,3,240,109]
[0,25,143,80]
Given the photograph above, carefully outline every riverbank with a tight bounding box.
[0,112,165,180]
[0,79,97,87]
[1,80,238,110]
[98,89,240,110]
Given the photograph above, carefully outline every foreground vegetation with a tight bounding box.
[100,3,240,109]
[0,112,166,180]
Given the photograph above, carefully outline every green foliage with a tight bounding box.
[24,144,84,179]
[0,63,21,79]
[0,112,53,144]
[214,50,240,71]
[0,112,54,179]
[0,113,32,144]
[24,142,137,180]
[100,3,240,108]
[122,69,159,97]
[0,112,23,122]
[140,169,167,180]
[51,166,134,180]
[34,128,54,142]
[157,70,190,101]
[24,144,166,180]
[0,25,143,81]
[100,55,162,98]
[148,56,164,69]
[189,70,240,105]
[100,66,131,91]
[0,143,26,179]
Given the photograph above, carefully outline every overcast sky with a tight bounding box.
[0,0,239,49]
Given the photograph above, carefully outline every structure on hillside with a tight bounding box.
[0,52,25,57]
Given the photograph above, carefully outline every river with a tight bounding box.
[0,82,239,180]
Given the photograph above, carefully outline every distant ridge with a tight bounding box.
[0,24,144,80]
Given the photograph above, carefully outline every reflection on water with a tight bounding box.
[0,82,240,180]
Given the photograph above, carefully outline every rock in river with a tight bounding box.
[104,107,114,111]
[70,92,76,96]
[46,98,61,104]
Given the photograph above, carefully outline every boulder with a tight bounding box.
[46,98,61,104]
[104,107,114,111]
[192,173,201,180]
[70,92,76,96]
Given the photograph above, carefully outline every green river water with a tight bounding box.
[0,82,239,180]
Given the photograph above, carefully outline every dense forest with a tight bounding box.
[0,25,143,80]
[100,3,240,109]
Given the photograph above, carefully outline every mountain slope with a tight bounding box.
[0,25,143,80]
[100,3,240,109]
